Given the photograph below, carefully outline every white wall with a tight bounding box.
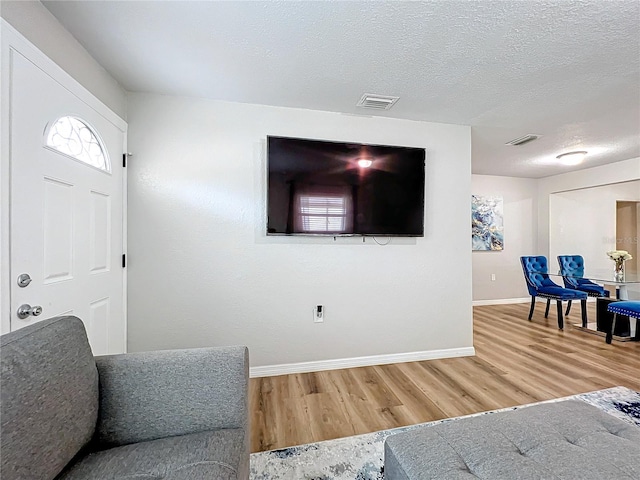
[126,93,473,370]
[471,175,537,302]
[540,158,640,301]
[537,157,640,257]
[0,1,126,118]
[549,180,640,299]
[549,181,640,270]
[471,158,639,304]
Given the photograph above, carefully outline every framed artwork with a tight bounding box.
[472,195,504,251]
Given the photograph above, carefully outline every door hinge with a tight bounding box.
[123,154,127,168]
[122,254,126,268]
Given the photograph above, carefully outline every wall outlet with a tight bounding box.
[314,305,324,323]
[491,273,496,281]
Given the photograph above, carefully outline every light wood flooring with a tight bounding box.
[249,302,640,453]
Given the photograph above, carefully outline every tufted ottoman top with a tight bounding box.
[384,400,640,480]
[608,301,640,317]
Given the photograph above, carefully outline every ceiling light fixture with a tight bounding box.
[357,159,373,168]
[556,151,587,166]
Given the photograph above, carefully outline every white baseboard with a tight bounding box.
[473,297,598,306]
[473,297,530,306]
[249,347,476,378]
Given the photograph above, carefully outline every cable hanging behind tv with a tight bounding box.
[266,136,425,237]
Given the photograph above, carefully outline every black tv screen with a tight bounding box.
[267,136,425,236]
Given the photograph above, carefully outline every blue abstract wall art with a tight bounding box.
[472,195,504,251]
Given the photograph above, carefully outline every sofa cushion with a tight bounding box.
[94,347,249,448]
[1,316,99,480]
[384,400,640,480]
[58,429,246,480]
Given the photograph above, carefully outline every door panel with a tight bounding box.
[89,297,110,354]
[90,190,111,273]
[10,50,126,354]
[43,177,74,283]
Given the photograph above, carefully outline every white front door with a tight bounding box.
[9,49,126,354]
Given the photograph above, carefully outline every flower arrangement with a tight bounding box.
[607,250,633,278]
[606,250,633,262]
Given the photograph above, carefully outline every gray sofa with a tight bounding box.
[385,400,640,479]
[1,316,249,480]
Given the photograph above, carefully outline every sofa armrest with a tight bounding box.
[94,345,248,448]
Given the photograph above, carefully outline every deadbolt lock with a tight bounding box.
[17,273,32,288]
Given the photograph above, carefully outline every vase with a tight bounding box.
[614,260,625,281]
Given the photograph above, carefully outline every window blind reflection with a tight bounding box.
[293,185,354,233]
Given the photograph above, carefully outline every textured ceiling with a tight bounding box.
[42,0,640,178]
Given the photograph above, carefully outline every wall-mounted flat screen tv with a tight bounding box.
[267,136,425,236]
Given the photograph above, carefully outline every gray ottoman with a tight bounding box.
[384,400,640,479]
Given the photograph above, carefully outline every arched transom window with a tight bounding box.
[45,116,111,172]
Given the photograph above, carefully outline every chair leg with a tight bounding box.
[528,296,536,321]
[544,299,551,318]
[556,300,564,330]
[565,300,572,316]
[580,299,587,328]
[606,313,617,344]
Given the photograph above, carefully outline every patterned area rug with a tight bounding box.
[250,386,640,480]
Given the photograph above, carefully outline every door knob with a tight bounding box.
[17,304,43,319]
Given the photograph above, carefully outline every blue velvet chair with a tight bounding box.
[520,256,588,329]
[557,255,610,315]
[605,301,640,344]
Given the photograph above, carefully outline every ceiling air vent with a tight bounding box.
[356,94,399,110]
[505,134,541,146]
